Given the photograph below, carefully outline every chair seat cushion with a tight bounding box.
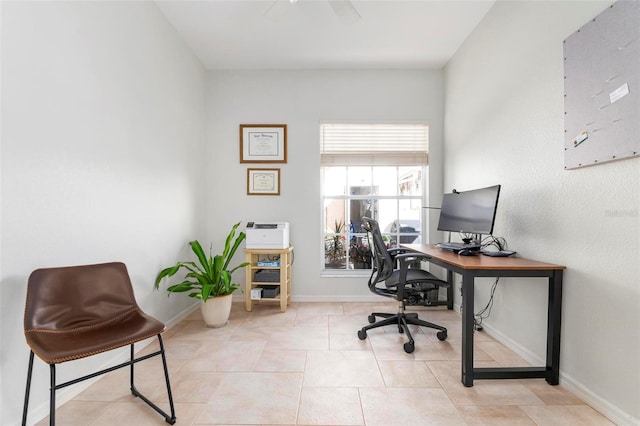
[385,268,450,289]
[25,307,165,364]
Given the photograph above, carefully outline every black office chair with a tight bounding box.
[357,217,449,353]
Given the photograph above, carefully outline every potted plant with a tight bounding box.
[349,241,372,269]
[154,222,249,328]
[324,219,346,268]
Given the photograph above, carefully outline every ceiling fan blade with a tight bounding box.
[264,0,294,22]
[328,0,361,23]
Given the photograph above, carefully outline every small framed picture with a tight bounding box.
[240,124,287,163]
[247,168,280,196]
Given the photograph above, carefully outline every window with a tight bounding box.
[320,123,429,274]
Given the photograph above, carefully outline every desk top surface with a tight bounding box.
[401,244,566,271]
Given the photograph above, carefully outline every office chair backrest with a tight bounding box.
[25,262,138,332]
[361,217,394,292]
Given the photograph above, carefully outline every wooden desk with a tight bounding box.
[402,244,566,387]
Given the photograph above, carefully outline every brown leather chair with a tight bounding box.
[21,262,176,425]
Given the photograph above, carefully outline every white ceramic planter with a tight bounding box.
[200,294,233,328]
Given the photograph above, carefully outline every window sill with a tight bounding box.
[321,270,371,278]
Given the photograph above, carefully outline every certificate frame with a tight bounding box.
[240,124,287,163]
[247,168,280,196]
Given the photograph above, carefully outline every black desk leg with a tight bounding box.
[546,270,563,385]
[461,271,475,387]
[447,270,454,310]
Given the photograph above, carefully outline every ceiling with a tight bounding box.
[155,0,496,70]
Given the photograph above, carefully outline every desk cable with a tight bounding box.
[473,235,509,329]
[459,276,501,332]
[481,235,507,251]
[473,278,500,331]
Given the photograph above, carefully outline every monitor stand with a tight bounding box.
[462,234,482,246]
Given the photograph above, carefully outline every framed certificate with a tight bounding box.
[240,124,287,163]
[247,168,280,196]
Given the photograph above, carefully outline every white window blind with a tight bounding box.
[320,123,429,166]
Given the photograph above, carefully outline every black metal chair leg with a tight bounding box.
[370,312,394,319]
[21,351,35,426]
[50,364,56,426]
[399,314,414,342]
[362,315,400,332]
[130,343,136,395]
[158,335,177,424]
[405,315,447,333]
[129,335,176,424]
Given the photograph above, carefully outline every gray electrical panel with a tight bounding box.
[563,1,640,169]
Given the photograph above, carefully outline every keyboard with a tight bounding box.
[481,250,516,257]
[436,242,481,252]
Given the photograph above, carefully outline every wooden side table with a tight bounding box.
[244,246,293,312]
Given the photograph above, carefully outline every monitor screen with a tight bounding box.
[437,185,501,235]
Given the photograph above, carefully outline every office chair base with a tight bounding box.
[358,312,447,353]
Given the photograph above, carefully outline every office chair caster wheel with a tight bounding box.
[403,341,415,353]
[368,315,376,324]
[436,330,447,341]
[357,329,367,340]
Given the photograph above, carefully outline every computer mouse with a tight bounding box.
[458,249,474,256]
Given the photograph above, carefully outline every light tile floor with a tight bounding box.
[39,302,614,425]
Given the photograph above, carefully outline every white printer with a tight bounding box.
[245,222,290,249]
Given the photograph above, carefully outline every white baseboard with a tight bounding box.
[291,295,382,303]
[559,377,639,426]
[233,294,381,303]
[477,318,637,426]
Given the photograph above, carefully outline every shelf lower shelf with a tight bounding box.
[245,246,293,312]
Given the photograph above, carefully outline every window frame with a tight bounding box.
[319,122,430,277]
[320,165,428,277]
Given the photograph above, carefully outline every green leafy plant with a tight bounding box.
[325,219,345,261]
[349,241,372,269]
[154,222,250,302]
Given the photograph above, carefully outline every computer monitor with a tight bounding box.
[437,185,501,236]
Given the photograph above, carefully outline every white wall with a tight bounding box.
[0,2,206,424]
[5,1,636,424]
[444,1,639,424]
[205,69,444,298]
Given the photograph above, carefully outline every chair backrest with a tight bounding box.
[361,217,395,295]
[24,262,138,332]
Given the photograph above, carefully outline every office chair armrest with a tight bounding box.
[394,253,447,289]
[387,248,413,265]
[394,252,433,264]
[387,248,412,255]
